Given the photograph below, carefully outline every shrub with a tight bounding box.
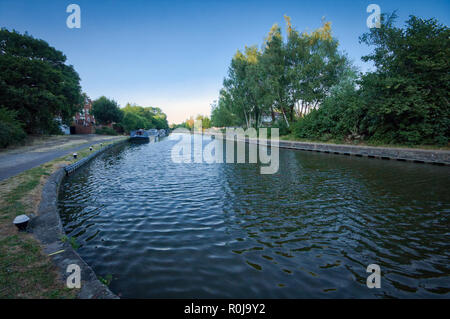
[270,118,291,137]
[112,123,124,134]
[293,82,363,142]
[96,126,117,136]
[0,107,26,148]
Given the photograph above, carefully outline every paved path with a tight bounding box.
[0,135,123,181]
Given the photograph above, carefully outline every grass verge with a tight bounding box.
[280,134,450,151]
[0,137,126,298]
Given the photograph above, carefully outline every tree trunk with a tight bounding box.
[281,107,290,127]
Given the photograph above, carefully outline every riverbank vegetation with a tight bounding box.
[211,13,449,147]
[121,103,169,132]
[173,115,212,130]
[91,97,169,133]
[91,97,124,127]
[0,107,26,148]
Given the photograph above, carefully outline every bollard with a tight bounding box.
[13,215,30,231]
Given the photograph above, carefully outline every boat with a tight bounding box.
[158,129,166,137]
[130,129,150,142]
[147,129,159,136]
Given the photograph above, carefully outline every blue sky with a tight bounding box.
[1,0,449,124]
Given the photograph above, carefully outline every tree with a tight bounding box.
[359,13,450,145]
[0,107,26,148]
[120,103,169,132]
[294,13,450,146]
[259,24,291,127]
[121,111,147,132]
[210,94,239,127]
[92,96,123,125]
[222,47,260,128]
[215,17,350,130]
[292,75,363,141]
[285,19,350,119]
[195,114,211,129]
[0,29,83,134]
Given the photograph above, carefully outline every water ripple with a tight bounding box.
[58,135,450,298]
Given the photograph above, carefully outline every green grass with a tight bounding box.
[0,165,75,298]
[61,235,79,250]
[0,227,75,299]
[280,134,450,151]
[98,274,113,286]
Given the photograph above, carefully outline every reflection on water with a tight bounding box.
[58,134,450,298]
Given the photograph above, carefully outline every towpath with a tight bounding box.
[0,135,123,181]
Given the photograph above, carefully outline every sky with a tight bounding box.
[0,0,449,124]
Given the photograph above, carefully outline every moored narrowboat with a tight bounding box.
[130,129,150,142]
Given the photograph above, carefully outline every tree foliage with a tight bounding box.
[214,14,449,146]
[0,107,26,148]
[92,96,123,125]
[358,14,450,145]
[212,17,350,129]
[196,115,211,129]
[120,103,169,132]
[295,13,450,145]
[175,114,211,130]
[210,94,240,127]
[0,29,83,134]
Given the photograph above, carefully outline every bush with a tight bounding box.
[270,118,291,137]
[121,112,148,133]
[293,82,363,142]
[357,14,450,146]
[0,107,26,148]
[113,123,124,134]
[95,126,117,136]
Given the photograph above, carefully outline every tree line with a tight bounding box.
[0,29,168,147]
[211,13,449,146]
[172,114,211,130]
[91,97,169,134]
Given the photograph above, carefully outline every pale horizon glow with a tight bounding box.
[116,95,218,125]
[87,82,220,124]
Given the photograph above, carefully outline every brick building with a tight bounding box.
[71,99,96,134]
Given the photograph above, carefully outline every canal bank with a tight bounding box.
[263,138,449,165]
[0,135,123,182]
[0,137,126,298]
[31,138,129,299]
[202,131,450,165]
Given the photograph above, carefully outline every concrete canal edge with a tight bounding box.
[30,138,128,299]
[271,139,450,165]
[203,132,450,165]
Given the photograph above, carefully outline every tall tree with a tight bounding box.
[0,29,83,134]
[92,96,123,125]
[286,19,350,119]
[259,24,291,127]
[359,13,450,144]
[120,103,169,131]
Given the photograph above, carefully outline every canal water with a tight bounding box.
[58,134,450,298]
